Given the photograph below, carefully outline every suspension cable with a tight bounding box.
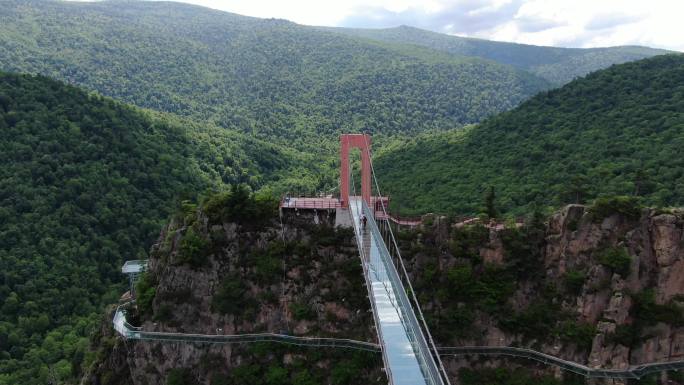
[362,133,452,385]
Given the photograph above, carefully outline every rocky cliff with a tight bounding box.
[84,193,684,385]
[82,191,382,385]
[401,200,684,383]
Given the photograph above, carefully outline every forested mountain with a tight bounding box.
[328,25,670,86]
[0,72,308,384]
[0,0,549,147]
[376,54,684,216]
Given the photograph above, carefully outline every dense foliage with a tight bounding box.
[330,25,669,85]
[458,367,585,385]
[0,72,296,384]
[377,54,684,216]
[190,343,383,385]
[0,0,549,151]
[398,219,598,348]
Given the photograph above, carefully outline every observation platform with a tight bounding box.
[279,196,418,223]
[122,260,148,274]
[121,260,148,297]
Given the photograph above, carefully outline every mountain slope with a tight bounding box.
[0,72,301,384]
[0,0,549,146]
[328,25,670,86]
[376,54,684,216]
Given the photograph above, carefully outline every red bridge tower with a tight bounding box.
[340,134,372,208]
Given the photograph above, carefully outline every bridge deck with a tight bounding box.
[349,197,441,385]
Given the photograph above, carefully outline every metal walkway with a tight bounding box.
[113,305,381,352]
[349,197,445,385]
[438,346,684,379]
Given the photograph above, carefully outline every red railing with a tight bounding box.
[280,198,343,209]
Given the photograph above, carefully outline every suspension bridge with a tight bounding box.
[113,133,684,383]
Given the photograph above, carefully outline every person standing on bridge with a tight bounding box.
[361,214,367,228]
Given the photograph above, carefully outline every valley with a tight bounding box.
[0,1,682,384]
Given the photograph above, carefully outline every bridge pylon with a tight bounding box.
[340,133,372,208]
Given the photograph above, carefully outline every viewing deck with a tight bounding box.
[279,196,422,227]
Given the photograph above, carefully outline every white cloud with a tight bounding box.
[161,0,684,51]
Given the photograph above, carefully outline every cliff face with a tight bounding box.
[85,196,684,385]
[548,205,684,368]
[400,203,684,381]
[84,199,382,385]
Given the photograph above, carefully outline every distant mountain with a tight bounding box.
[328,25,670,86]
[376,54,684,216]
[0,0,549,146]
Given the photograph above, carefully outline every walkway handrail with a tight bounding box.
[361,200,445,385]
[279,198,343,209]
[362,135,451,385]
[349,167,395,383]
[112,307,381,352]
[438,346,684,379]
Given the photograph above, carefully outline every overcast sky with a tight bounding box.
[161,0,684,51]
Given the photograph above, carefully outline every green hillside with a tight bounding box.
[376,54,684,216]
[0,72,305,384]
[0,0,549,148]
[329,25,670,86]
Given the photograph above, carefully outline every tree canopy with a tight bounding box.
[0,72,304,384]
[377,54,684,216]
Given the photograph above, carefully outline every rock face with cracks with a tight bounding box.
[84,201,684,385]
[82,206,383,385]
[400,204,684,383]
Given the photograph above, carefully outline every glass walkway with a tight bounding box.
[349,197,445,385]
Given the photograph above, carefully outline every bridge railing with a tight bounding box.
[112,306,381,352]
[361,200,446,385]
[438,346,684,379]
[279,198,343,209]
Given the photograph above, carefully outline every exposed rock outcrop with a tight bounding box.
[84,204,382,385]
[402,204,684,383]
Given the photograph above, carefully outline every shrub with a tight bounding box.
[439,306,475,340]
[202,184,278,226]
[472,265,516,313]
[265,365,288,385]
[177,226,209,268]
[448,224,489,260]
[597,247,631,277]
[166,368,196,385]
[564,270,586,295]
[606,324,637,347]
[135,272,157,318]
[290,302,316,321]
[331,359,362,385]
[211,274,253,316]
[154,304,173,322]
[589,196,641,222]
[229,365,261,384]
[557,321,596,351]
[445,264,474,300]
[632,289,684,327]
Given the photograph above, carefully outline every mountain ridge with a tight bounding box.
[376,54,684,216]
[0,0,549,147]
[325,24,670,85]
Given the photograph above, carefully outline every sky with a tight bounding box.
[160,0,684,51]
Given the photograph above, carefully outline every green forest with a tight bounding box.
[0,72,319,384]
[377,54,684,216]
[0,1,681,384]
[0,0,549,152]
